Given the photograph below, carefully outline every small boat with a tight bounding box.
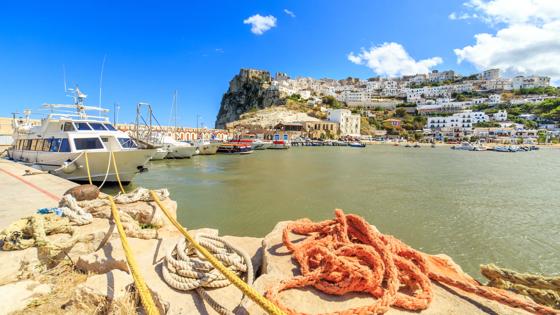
[270,140,291,149]
[413,143,421,148]
[349,142,366,148]
[161,136,196,159]
[150,148,169,160]
[431,143,436,148]
[217,143,253,154]
[404,143,411,148]
[493,145,515,152]
[193,140,219,155]
[451,142,475,151]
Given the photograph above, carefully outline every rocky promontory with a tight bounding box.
[215,69,284,129]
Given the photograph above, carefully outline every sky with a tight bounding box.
[0,0,558,127]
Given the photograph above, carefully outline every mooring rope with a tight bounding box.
[149,190,286,315]
[265,209,558,315]
[163,234,254,315]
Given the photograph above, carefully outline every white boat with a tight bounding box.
[493,145,519,152]
[161,136,196,159]
[270,140,291,149]
[150,148,169,160]
[7,87,155,184]
[451,142,476,151]
[193,140,219,155]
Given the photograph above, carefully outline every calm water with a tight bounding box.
[105,145,560,280]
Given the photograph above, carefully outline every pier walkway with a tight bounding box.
[0,159,76,229]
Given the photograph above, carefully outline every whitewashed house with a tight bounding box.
[327,108,361,137]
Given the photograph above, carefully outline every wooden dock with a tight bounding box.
[0,159,77,229]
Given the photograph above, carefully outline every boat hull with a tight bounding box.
[164,145,196,159]
[195,143,220,155]
[150,148,169,160]
[8,149,155,183]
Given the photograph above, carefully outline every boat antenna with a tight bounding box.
[98,54,107,115]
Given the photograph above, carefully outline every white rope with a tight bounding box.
[58,194,93,226]
[162,234,254,315]
[97,151,114,190]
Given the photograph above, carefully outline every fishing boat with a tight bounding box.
[217,143,253,154]
[193,139,219,155]
[269,140,291,149]
[161,136,196,158]
[7,87,156,184]
[348,141,366,148]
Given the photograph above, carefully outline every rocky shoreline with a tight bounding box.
[0,188,548,315]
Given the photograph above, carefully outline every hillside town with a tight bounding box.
[219,68,560,145]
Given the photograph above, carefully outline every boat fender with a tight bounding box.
[61,160,78,174]
[63,184,100,201]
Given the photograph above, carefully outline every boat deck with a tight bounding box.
[0,159,77,229]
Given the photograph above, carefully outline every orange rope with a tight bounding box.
[265,209,558,315]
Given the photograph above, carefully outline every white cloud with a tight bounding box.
[448,12,477,20]
[348,42,443,77]
[453,0,560,81]
[283,9,296,18]
[243,14,277,35]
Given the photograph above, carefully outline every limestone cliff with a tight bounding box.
[215,69,284,129]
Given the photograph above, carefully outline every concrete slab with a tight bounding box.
[0,159,77,229]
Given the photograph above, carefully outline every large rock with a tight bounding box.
[0,279,51,313]
[240,221,532,315]
[215,69,284,129]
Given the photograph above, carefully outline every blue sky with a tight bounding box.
[0,0,556,127]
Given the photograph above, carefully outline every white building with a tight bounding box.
[327,109,361,136]
[481,69,500,81]
[488,94,502,104]
[426,110,489,130]
[493,110,508,121]
[512,76,550,89]
[429,70,456,83]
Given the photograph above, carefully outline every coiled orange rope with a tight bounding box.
[266,209,558,315]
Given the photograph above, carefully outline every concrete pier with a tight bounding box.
[0,159,77,229]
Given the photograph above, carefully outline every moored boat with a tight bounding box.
[269,140,291,149]
[161,136,196,158]
[451,142,476,151]
[217,143,253,154]
[193,140,220,155]
[348,141,366,148]
[150,148,169,160]
[7,87,155,184]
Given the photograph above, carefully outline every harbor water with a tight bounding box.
[104,145,560,281]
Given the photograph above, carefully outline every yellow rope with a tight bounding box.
[84,151,92,185]
[108,196,159,315]
[111,151,126,194]
[149,190,286,315]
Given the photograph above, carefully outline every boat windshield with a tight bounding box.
[118,137,137,149]
[103,123,117,131]
[89,122,108,131]
[75,122,93,131]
